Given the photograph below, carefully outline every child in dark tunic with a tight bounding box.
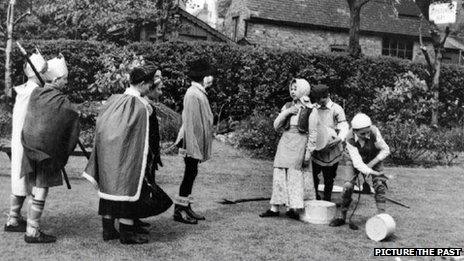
[329,113,390,227]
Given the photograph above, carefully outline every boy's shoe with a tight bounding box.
[186,205,205,220]
[173,205,198,225]
[259,209,279,218]
[102,218,119,241]
[285,210,300,220]
[329,218,346,227]
[4,218,27,233]
[119,224,149,245]
[134,225,150,235]
[24,231,57,243]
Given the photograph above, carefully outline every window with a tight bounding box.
[382,38,413,60]
[232,16,239,42]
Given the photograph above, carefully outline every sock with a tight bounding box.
[26,199,45,237]
[119,219,134,226]
[7,195,26,225]
[270,205,278,212]
[376,202,386,214]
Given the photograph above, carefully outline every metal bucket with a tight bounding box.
[365,213,396,241]
[301,200,336,224]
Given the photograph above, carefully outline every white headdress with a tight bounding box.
[44,54,68,81]
[351,113,372,130]
[24,48,47,78]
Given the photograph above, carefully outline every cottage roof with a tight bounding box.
[244,0,429,37]
[176,7,234,44]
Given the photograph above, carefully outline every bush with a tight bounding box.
[75,100,181,146]
[233,110,280,159]
[2,39,464,165]
[378,119,460,166]
[371,71,435,124]
[2,40,464,126]
[0,40,110,103]
[0,103,12,138]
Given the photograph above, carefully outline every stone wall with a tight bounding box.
[224,0,250,41]
[245,23,383,56]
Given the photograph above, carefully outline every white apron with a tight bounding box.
[11,80,38,196]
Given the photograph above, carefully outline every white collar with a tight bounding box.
[26,79,40,88]
[124,87,152,115]
[192,81,206,94]
[124,87,141,97]
[321,98,334,109]
[14,80,39,94]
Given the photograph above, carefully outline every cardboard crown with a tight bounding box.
[44,54,68,80]
[24,49,47,78]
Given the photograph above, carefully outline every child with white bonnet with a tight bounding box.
[259,78,318,220]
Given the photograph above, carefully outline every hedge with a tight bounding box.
[1,39,464,165]
[1,40,464,126]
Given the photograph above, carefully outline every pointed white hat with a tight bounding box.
[24,48,47,78]
[44,54,68,80]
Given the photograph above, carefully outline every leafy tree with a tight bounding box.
[348,0,457,126]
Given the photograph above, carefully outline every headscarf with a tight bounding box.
[290,78,311,106]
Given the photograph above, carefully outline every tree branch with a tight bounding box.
[359,0,372,8]
[0,24,5,35]
[419,17,433,72]
[13,9,31,26]
[440,26,450,47]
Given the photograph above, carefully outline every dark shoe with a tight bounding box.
[285,210,300,220]
[173,205,198,225]
[133,225,149,235]
[329,218,346,227]
[259,209,279,218]
[4,218,27,232]
[186,204,205,220]
[24,231,57,243]
[102,218,119,241]
[119,224,149,245]
[134,218,150,227]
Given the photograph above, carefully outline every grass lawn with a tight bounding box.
[0,140,463,261]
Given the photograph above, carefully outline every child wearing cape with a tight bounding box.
[260,78,318,220]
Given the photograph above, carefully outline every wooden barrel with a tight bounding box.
[365,213,396,241]
[301,200,336,224]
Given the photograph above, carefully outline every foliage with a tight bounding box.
[89,47,146,99]
[9,0,179,44]
[0,39,110,102]
[371,71,435,124]
[74,100,181,146]
[378,119,461,166]
[3,40,464,122]
[233,110,280,159]
[2,39,464,165]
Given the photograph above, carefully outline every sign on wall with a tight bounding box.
[429,1,458,24]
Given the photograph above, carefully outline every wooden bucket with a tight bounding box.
[365,213,396,241]
[301,200,336,224]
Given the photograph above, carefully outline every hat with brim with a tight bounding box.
[315,124,338,151]
[188,58,212,79]
[310,84,329,100]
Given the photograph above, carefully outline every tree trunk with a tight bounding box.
[4,0,16,98]
[431,49,442,127]
[348,1,362,58]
